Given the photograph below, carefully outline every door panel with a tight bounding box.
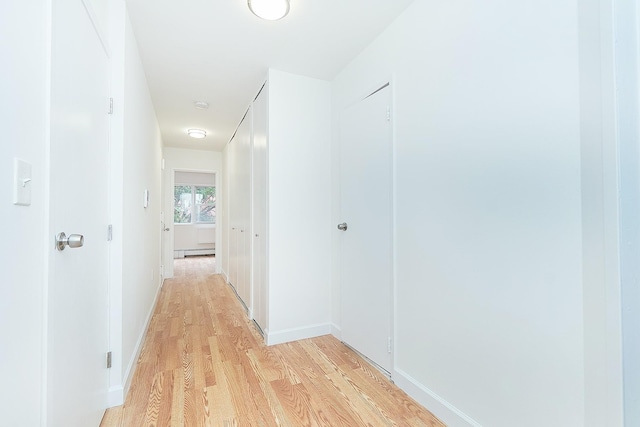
[340,85,393,373]
[252,87,268,331]
[49,0,110,425]
[235,109,252,311]
[229,136,239,289]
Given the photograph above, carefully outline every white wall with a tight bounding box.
[116,11,164,404]
[578,0,624,425]
[330,0,620,425]
[173,226,215,252]
[108,0,126,405]
[615,0,640,424]
[162,147,222,276]
[0,1,49,425]
[267,69,332,343]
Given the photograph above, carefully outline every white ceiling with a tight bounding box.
[125,0,415,152]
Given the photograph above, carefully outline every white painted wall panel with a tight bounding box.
[252,84,269,332]
[0,1,48,424]
[120,14,163,404]
[174,171,215,186]
[616,2,640,425]
[173,225,215,249]
[331,0,599,425]
[267,69,332,339]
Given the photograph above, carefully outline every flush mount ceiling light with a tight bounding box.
[193,101,209,109]
[248,0,290,20]
[187,129,207,139]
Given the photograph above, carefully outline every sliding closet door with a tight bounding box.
[235,108,252,312]
[228,135,239,290]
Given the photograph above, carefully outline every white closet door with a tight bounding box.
[339,84,393,373]
[235,108,252,311]
[228,135,239,290]
[252,86,268,332]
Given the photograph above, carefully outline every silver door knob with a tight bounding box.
[164,227,170,231]
[56,232,84,251]
[337,222,348,231]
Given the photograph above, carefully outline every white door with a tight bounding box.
[252,86,268,332]
[48,0,110,425]
[235,109,252,311]
[339,84,393,373]
[229,135,239,289]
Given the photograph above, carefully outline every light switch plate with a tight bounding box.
[13,158,32,206]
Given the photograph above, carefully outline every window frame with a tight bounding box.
[174,184,216,225]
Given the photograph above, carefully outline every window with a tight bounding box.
[195,186,216,223]
[174,185,216,224]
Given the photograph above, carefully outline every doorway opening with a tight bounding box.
[170,171,217,276]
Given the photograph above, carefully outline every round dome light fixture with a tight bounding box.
[187,129,207,139]
[193,101,210,110]
[248,0,290,21]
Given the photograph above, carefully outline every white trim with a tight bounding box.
[41,1,53,424]
[107,385,124,409]
[109,277,164,407]
[388,75,397,382]
[174,249,215,258]
[266,323,332,346]
[80,0,110,57]
[393,368,482,427]
[330,324,342,340]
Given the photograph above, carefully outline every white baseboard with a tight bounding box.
[174,249,215,258]
[118,280,164,406]
[266,323,333,346]
[393,368,482,427]
[107,385,124,408]
[330,323,342,340]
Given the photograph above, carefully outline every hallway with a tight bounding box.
[101,257,444,426]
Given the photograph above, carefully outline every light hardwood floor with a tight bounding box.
[101,256,445,427]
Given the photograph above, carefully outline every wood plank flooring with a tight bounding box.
[101,256,445,427]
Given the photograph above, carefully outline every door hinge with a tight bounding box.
[107,224,113,241]
[386,106,391,122]
[388,337,392,353]
[108,97,114,115]
[106,351,112,369]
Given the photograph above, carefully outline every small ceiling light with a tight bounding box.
[194,101,209,110]
[187,129,207,139]
[248,0,290,21]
